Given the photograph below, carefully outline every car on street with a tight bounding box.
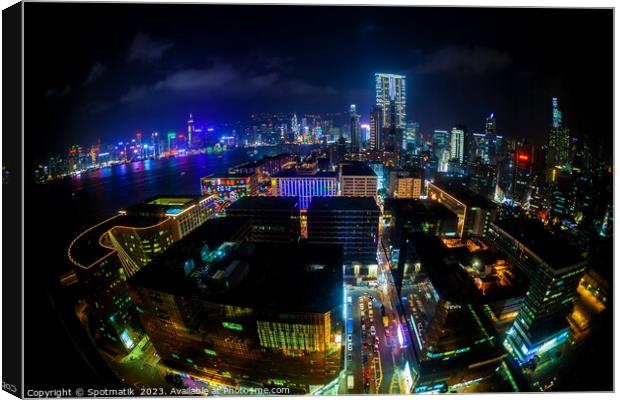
[347,353,352,362]
[348,334,353,342]
[347,343,353,351]
[370,326,376,335]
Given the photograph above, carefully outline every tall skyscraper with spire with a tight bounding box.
[485,112,496,134]
[484,112,502,165]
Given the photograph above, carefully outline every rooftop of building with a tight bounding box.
[340,162,377,177]
[69,194,213,269]
[492,216,586,270]
[226,196,299,212]
[405,233,527,304]
[123,194,209,217]
[68,214,165,269]
[202,173,253,179]
[129,217,342,313]
[388,167,423,178]
[415,304,504,368]
[230,153,293,170]
[429,180,498,210]
[272,169,337,178]
[308,196,380,212]
[384,198,456,221]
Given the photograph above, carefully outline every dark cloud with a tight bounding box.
[83,100,110,114]
[120,84,150,103]
[83,61,106,85]
[276,80,337,97]
[412,45,511,76]
[44,84,71,98]
[126,32,173,63]
[119,61,335,103]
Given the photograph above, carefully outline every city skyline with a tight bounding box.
[26,5,612,163]
[6,2,614,397]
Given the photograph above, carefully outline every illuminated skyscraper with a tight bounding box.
[485,112,496,134]
[471,133,490,164]
[376,74,406,156]
[187,113,194,149]
[360,124,370,146]
[369,105,383,151]
[375,73,406,129]
[552,97,562,128]
[432,130,450,172]
[291,113,300,138]
[512,139,533,204]
[350,104,361,153]
[403,122,419,151]
[546,98,571,178]
[449,126,466,164]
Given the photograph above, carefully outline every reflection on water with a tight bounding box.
[33,145,319,273]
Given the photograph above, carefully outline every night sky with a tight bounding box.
[25,4,613,162]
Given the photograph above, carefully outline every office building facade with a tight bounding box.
[225,196,301,243]
[339,162,378,198]
[271,171,338,210]
[307,197,380,264]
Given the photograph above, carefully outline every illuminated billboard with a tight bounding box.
[200,175,254,209]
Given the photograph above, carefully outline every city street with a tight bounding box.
[341,238,416,394]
